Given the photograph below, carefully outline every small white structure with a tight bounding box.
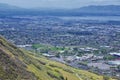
[109,52,120,56]
[17,44,32,48]
[108,60,120,65]
[42,53,55,57]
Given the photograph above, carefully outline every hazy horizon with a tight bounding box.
[0,0,120,9]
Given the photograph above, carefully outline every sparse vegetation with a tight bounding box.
[0,36,116,80]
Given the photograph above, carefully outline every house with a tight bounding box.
[109,52,120,59]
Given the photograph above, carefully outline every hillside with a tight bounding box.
[0,36,115,80]
[0,3,119,16]
[0,3,24,11]
[76,5,120,13]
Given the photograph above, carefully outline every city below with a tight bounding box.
[0,15,120,79]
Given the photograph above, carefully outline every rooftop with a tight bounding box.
[108,60,120,65]
[109,52,120,56]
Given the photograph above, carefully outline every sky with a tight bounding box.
[0,0,120,9]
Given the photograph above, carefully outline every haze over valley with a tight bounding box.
[0,1,120,80]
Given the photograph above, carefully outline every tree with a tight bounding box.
[55,53,60,58]
[117,65,120,70]
[103,76,110,80]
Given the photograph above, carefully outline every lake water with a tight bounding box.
[60,16,120,21]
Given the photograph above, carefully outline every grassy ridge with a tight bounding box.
[23,50,114,80]
[0,36,115,80]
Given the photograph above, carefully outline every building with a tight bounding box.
[109,52,120,59]
[108,60,120,65]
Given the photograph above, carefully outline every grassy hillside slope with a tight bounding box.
[0,36,115,80]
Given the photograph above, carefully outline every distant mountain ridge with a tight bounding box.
[0,3,24,11]
[75,5,120,13]
[0,3,119,16]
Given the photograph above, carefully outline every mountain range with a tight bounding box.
[0,3,120,16]
[0,3,24,11]
[75,5,120,13]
